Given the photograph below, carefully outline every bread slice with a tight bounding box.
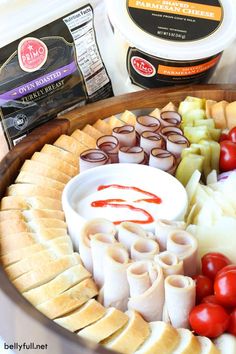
[0,218,66,237]
[13,253,81,292]
[0,231,69,255]
[0,196,62,211]
[37,278,98,319]
[197,336,220,354]
[205,100,217,119]
[93,119,112,135]
[226,101,236,130]
[16,172,65,192]
[172,328,200,354]
[24,264,91,306]
[1,236,72,266]
[21,160,70,184]
[41,144,78,167]
[161,102,177,112]
[213,333,236,354]
[120,111,137,126]
[31,152,78,178]
[53,134,86,157]
[83,125,103,140]
[135,321,179,354]
[7,184,62,200]
[55,299,106,332]
[211,101,228,129]
[103,310,150,354]
[78,308,129,343]
[107,116,124,129]
[71,129,97,148]
[5,243,74,280]
[0,209,65,223]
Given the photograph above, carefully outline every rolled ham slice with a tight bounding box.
[119,146,145,164]
[160,126,183,138]
[166,134,189,158]
[164,275,196,329]
[167,230,198,277]
[96,135,119,163]
[131,238,159,261]
[154,251,184,277]
[155,219,186,251]
[118,222,147,251]
[103,245,130,311]
[149,148,176,174]
[135,116,161,135]
[90,233,117,288]
[127,261,165,321]
[80,149,110,172]
[160,111,182,127]
[112,125,136,148]
[140,131,164,155]
[79,218,116,273]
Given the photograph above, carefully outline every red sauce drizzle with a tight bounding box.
[91,184,162,225]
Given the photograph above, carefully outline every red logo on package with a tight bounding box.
[131,56,156,77]
[18,37,48,73]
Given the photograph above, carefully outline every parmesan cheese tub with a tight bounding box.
[106,0,236,94]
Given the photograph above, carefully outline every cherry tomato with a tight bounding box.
[202,295,232,314]
[201,252,231,280]
[193,275,214,303]
[220,140,236,172]
[228,308,236,336]
[219,133,229,143]
[228,127,236,143]
[189,303,229,338]
[216,265,236,279]
[214,269,236,307]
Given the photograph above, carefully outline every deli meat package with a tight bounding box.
[0,0,115,159]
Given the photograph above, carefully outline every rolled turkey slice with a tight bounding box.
[79,149,110,172]
[164,275,196,329]
[154,251,184,277]
[140,131,164,155]
[166,134,189,158]
[149,148,176,174]
[135,116,161,135]
[113,125,137,147]
[160,126,183,138]
[172,328,201,354]
[96,135,119,163]
[160,111,182,127]
[131,238,159,261]
[167,230,198,277]
[118,222,147,251]
[155,219,186,251]
[119,146,145,164]
[79,218,116,273]
[127,261,165,321]
[197,336,220,354]
[103,310,150,354]
[90,233,117,287]
[135,321,180,354]
[103,245,130,311]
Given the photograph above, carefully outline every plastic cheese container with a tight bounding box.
[106,0,236,94]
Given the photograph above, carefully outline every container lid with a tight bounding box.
[106,0,236,61]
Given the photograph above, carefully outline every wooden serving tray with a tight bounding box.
[1,84,236,198]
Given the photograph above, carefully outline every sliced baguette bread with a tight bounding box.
[54,299,106,332]
[0,196,62,211]
[7,184,62,200]
[107,116,124,129]
[41,144,78,167]
[197,336,220,354]
[16,172,65,192]
[24,264,91,306]
[213,333,236,354]
[103,310,150,354]
[37,278,98,319]
[31,152,78,177]
[82,125,103,140]
[53,134,86,157]
[135,321,180,354]
[0,209,65,222]
[120,111,137,126]
[93,119,112,135]
[78,308,129,343]
[172,328,201,354]
[71,129,97,148]
[13,253,81,292]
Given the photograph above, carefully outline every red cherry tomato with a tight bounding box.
[219,133,229,143]
[202,295,232,314]
[228,308,236,336]
[228,127,236,143]
[193,275,214,303]
[220,140,236,172]
[201,253,231,280]
[189,303,229,338]
[214,269,236,307]
[216,265,236,279]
